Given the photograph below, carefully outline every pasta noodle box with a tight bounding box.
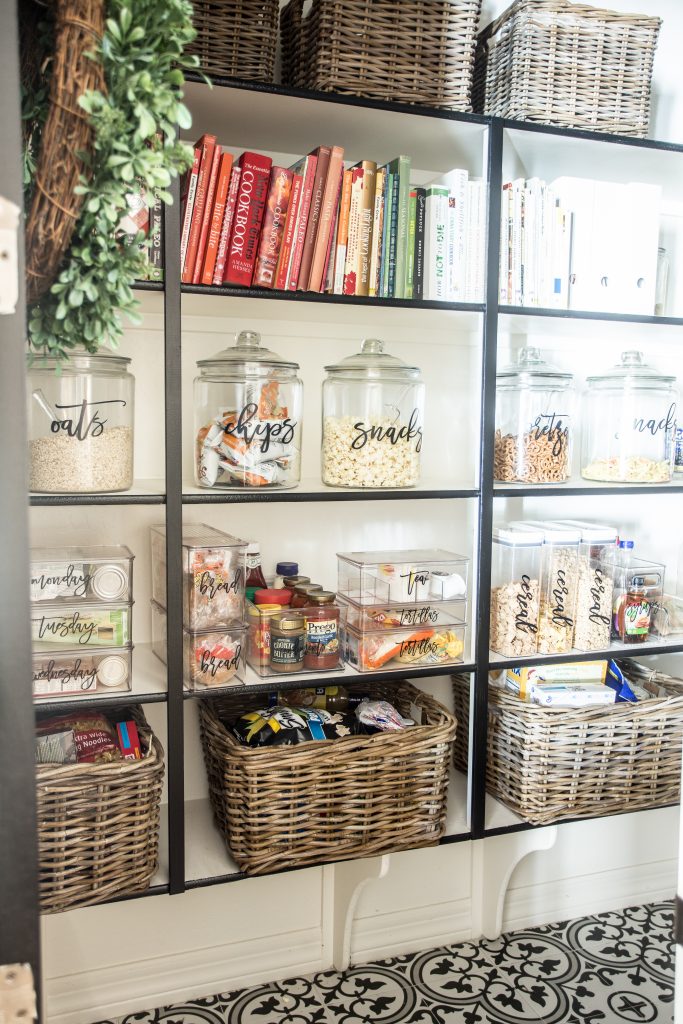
[529,683,617,707]
[117,720,142,760]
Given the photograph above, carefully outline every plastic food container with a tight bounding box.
[490,525,543,657]
[31,602,132,648]
[342,620,466,672]
[581,351,678,483]
[32,645,133,698]
[550,521,617,651]
[246,602,341,677]
[612,557,665,644]
[337,594,467,631]
[194,330,303,489]
[27,349,135,493]
[651,593,683,638]
[494,347,575,484]
[337,549,469,606]
[322,338,425,488]
[150,600,245,690]
[30,545,134,604]
[510,522,580,655]
[150,523,247,629]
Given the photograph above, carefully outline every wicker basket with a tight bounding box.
[473,0,661,137]
[199,682,457,874]
[187,0,279,82]
[36,706,164,914]
[452,667,683,826]
[280,0,483,111]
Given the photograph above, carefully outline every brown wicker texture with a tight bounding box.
[36,707,164,914]
[186,0,279,81]
[452,667,683,826]
[280,0,482,111]
[24,0,105,304]
[473,0,661,137]
[199,682,457,875]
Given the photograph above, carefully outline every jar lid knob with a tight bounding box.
[361,338,385,354]
[236,330,261,349]
[621,350,644,366]
[517,346,542,366]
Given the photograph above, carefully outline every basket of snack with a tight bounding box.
[199,681,457,874]
[36,706,164,913]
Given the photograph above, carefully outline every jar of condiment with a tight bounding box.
[274,561,298,588]
[247,603,281,671]
[28,349,135,494]
[582,351,678,483]
[494,347,575,484]
[322,338,424,488]
[254,588,292,607]
[194,330,303,489]
[283,575,310,588]
[303,591,340,670]
[269,611,305,672]
[291,583,323,608]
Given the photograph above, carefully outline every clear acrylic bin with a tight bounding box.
[32,645,133,698]
[612,557,665,644]
[31,601,132,648]
[341,620,466,672]
[151,523,247,629]
[30,545,134,603]
[490,525,543,657]
[150,599,245,690]
[337,594,467,631]
[337,549,469,606]
[652,594,683,638]
[246,603,341,677]
[510,522,580,656]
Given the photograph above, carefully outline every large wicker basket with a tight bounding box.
[452,667,683,826]
[36,706,164,914]
[199,682,457,875]
[280,0,483,111]
[187,0,279,82]
[473,0,661,137]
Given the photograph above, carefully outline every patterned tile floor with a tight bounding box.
[95,901,675,1024]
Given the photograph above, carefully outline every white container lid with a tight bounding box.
[96,654,130,687]
[509,521,581,544]
[493,525,544,545]
[151,523,247,550]
[549,520,618,544]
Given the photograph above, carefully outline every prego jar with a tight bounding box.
[194,330,302,489]
[581,351,678,483]
[322,338,424,488]
[494,347,575,484]
[28,349,134,493]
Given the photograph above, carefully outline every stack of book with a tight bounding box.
[499,178,572,309]
[180,134,486,302]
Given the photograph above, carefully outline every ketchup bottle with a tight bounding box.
[245,542,268,589]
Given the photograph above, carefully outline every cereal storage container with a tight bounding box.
[30,546,134,604]
[494,347,575,484]
[550,521,617,652]
[510,522,580,655]
[582,351,678,483]
[490,525,543,657]
[150,600,245,690]
[194,330,302,489]
[337,550,469,606]
[32,645,133,698]
[27,349,135,493]
[322,339,424,488]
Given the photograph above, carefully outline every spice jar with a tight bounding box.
[303,591,340,670]
[194,330,303,489]
[581,351,678,483]
[269,610,305,672]
[494,347,575,484]
[490,525,543,657]
[28,349,135,493]
[322,338,424,488]
[550,521,617,652]
[291,583,323,608]
[511,522,580,655]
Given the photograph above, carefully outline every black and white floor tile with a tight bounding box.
[93,900,674,1024]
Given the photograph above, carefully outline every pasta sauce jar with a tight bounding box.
[303,591,340,670]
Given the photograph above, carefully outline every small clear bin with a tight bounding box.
[32,645,133,698]
[510,522,580,656]
[612,558,665,644]
[30,545,134,603]
[246,602,342,677]
[342,620,466,672]
[31,601,132,648]
[652,594,683,638]
[151,523,247,629]
[150,599,245,691]
[337,594,467,631]
[549,521,617,652]
[490,525,543,657]
[336,549,469,606]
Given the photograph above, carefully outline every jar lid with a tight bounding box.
[586,350,676,388]
[324,338,421,380]
[493,525,544,546]
[310,590,336,604]
[275,612,305,631]
[29,346,131,372]
[96,654,129,687]
[510,520,581,544]
[294,583,323,595]
[91,564,128,601]
[254,588,292,605]
[283,575,310,587]
[197,330,299,374]
[276,561,298,576]
[496,347,573,386]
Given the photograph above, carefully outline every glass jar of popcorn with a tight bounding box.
[321,338,424,488]
[494,347,575,485]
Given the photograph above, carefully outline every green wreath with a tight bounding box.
[24,0,197,361]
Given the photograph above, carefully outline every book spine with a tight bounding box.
[425,188,449,300]
[512,179,524,306]
[451,169,468,301]
[380,172,394,298]
[147,191,163,282]
[387,178,400,297]
[356,162,376,297]
[447,194,457,301]
[180,147,200,276]
[192,143,222,283]
[253,166,293,289]
[214,167,241,285]
[287,155,317,290]
[343,167,363,296]
[333,168,353,295]
[308,146,344,293]
[224,152,273,287]
[464,180,484,302]
[499,183,510,304]
[368,168,385,298]
[413,187,426,301]
[201,153,233,286]
[405,189,417,300]
[274,173,303,291]
[322,171,343,293]
[298,146,331,291]
[392,156,411,299]
[183,135,216,284]
[521,182,535,307]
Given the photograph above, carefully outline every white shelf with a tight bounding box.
[488,634,683,669]
[485,793,527,832]
[182,478,479,501]
[185,797,240,883]
[497,309,683,341]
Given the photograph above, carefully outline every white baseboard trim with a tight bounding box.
[351,898,472,964]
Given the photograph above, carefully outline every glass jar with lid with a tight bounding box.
[321,338,424,488]
[581,351,678,483]
[194,330,302,489]
[494,347,575,484]
[27,349,134,493]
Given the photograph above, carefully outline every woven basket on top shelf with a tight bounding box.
[199,681,457,875]
[186,0,279,82]
[36,706,164,914]
[280,0,483,111]
[473,0,661,137]
[452,666,683,826]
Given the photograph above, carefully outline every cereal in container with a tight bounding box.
[510,522,580,656]
[549,521,617,652]
[490,526,543,657]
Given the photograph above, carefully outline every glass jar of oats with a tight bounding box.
[495,348,575,485]
[321,338,424,488]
